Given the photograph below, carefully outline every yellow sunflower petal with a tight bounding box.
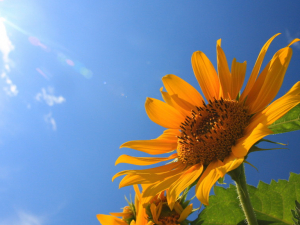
[288,38,300,47]
[217,40,231,99]
[167,164,203,209]
[135,189,148,225]
[240,33,280,101]
[109,212,132,217]
[178,204,193,222]
[131,161,181,175]
[160,88,190,115]
[115,153,177,166]
[134,185,141,210]
[247,47,293,114]
[247,38,300,113]
[136,211,148,225]
[231,58,247,100]
[251,81,300,127]
[150,204,158,224]
[112,162,180,182]
[217,154,244,177]
[120,140,177,155]
[162,74,204,107]
[195,160,224,205]
[264,83,300,124]
[157,129,181,140]
[96,214,127,225]
[145,97,186,129]
[119,164,184,188]
[119,174,154,187]
[171,94,197,113]
[114,161,182,182]
[257,81,300,125]
[191,51,220,101]
[160,87,173,106]
[120,129,179,155]
[232,123,273,158]
[150,203,163,225]
[245,61,270,107]
[156,203,163,223]
[173,202,184,214]
[142,169,185,200]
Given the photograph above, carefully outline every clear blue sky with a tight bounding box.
[0,1,300,224]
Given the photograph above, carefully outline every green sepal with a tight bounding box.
[269,103,300,134]
[243,160,258,172]
[191,204,202,213]
[179,188,189,204]
[236,92,240,101]
[256,138,286,146]
[179,188,194,208]
[124,194,136,223]
[217,176,226,184]
[248,145,287,153]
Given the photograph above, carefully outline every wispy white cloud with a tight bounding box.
[35,87,65,106]
[44,112,57,131]
[1,72,18,96]
[0,18,18,96]
[286,29,300,49]
[0,211,45,225]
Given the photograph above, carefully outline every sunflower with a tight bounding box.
[113,34,300,208]
[97,185,148,225]
[145,190,193,225]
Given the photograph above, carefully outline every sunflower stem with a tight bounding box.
[229,163,258,225]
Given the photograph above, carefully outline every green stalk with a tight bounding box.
[228,163,258,225]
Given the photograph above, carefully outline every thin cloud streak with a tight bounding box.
[1,72,18,96]
[35,87,66,106]
[44,112,57,131]
[0,211,44,225]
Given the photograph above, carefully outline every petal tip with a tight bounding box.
[120,142,129,149]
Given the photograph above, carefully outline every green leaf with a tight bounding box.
[191,173,300,225]
[269,104,300,134]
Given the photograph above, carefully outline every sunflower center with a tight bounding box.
[157,204,180,225]
[158,213,180,225]
[177,98,250,166]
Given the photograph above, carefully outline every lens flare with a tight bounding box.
[66,59,74,66]
[57,53,93,79]
[3,18,93,79]
[36,68,49,80]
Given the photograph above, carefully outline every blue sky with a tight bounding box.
[0,1,300,224]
